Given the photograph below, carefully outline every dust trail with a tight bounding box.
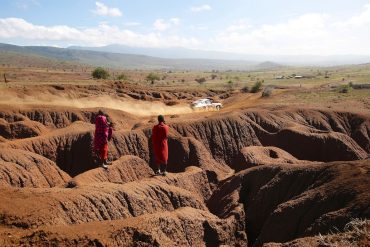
[1,93,193,116]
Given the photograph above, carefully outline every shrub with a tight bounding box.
[251,80,263,93]
[262,86,274,97]
[211,74,217,80]
[195,77,206,84]
[241,86,249,93]
[227,80,234,90]
[339,84,352,93]
[146,73,160,84]
[92,67,109,79]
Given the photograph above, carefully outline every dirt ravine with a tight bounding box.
[0,87,369,246]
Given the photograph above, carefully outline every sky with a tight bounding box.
[0,0,370,55]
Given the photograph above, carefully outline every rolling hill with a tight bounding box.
[0,43,279,71]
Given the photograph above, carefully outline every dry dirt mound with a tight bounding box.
[0,167,220,228]
[0,106,138,132]
[0,104,370,246]
[2,121,95,176]
[0,119,48,139]
[172,108,369,168]
[0,148,70,188]
[0,207,243,247]
[208,159,370,247]
[69,155,154,186]
[234,146,301,171]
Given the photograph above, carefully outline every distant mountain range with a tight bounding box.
[1,43,370,70]
[69,44,370,66]
[0,43,280,71]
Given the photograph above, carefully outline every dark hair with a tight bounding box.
[98,110,105,116]
[158,115,165,123]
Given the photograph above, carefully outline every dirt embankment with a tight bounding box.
[0,105,369,246]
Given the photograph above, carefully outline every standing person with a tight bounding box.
[94,110,113,169]
[152,115,169,176]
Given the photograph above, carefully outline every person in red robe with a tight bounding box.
[152,115,169,175]
[94,110,113,169]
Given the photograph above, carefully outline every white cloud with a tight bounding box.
[190,4,211,13]
[226,19,252,32]
[153,18,180,31]
[0,17,199,48]
[1,4,370,55]
[124,22,141,27]
[335,4,370,28]
[210,6,370,55]
[94,1,122,17]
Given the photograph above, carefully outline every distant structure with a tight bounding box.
[275,75,285,79]
[294,75,303,79]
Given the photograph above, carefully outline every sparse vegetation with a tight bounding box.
[195,77,206,84]
[211,74,217,80]
[262,86,273,97]
[227,80,234,90]
[251,80,264,93]
[92,67,109,79]
[146,73,160,84]
[117,73,128,81]
[339,83,353,93]
[241,86,249,93]
[317,219,369,247]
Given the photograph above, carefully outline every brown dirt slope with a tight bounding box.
[234,146,302,171]
[208,159,370,247]
[0,148,70,188]
[70,155,154,186]
[0,207,244,247]
[0,167,220,228]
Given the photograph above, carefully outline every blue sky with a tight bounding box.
[1,0,370,55]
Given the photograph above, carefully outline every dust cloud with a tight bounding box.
[1,93,193,116]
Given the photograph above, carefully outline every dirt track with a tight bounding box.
[0,83,369,246]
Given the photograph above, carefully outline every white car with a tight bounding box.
[191,98,223,110]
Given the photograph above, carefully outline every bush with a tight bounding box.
[211,74,217,80]
[92,67,109,79]
[262,86,274,97]
[226,80,234,90]
[251,80,263,93]
[117,73,128,81]
[195,77,206,84]
[241,86,249,93]
[339,84,352,93]
[146,73,160,84]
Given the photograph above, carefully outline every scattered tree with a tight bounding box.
[211,74,217,80]
[146,73,160,84]
[92,67,109,79]
[251,80,264,93]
